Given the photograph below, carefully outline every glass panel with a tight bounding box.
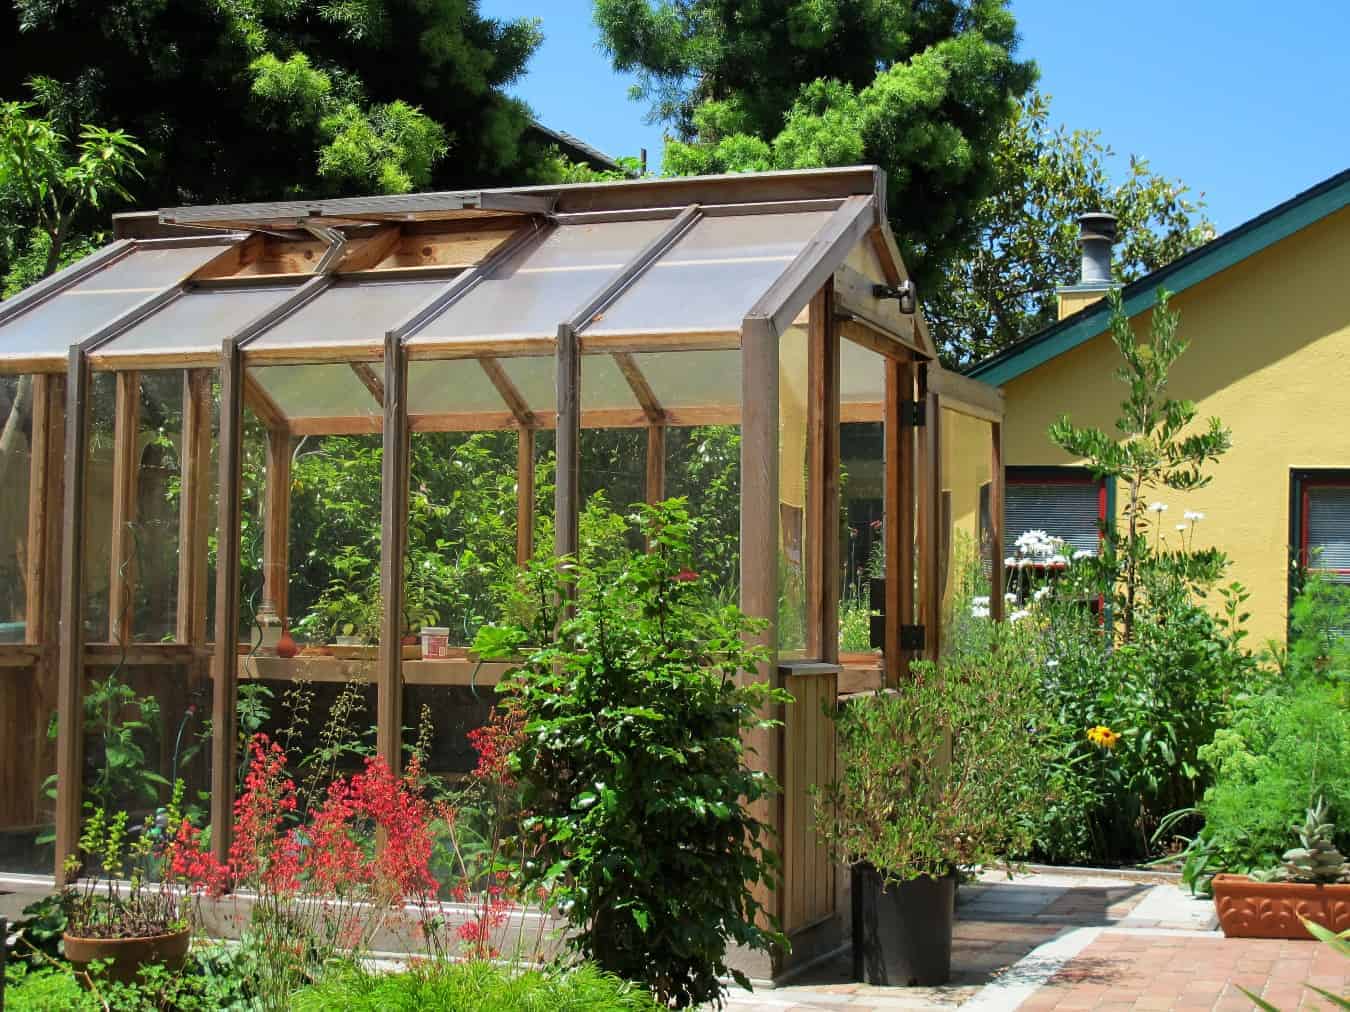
[779,323,809,655]
[580,353,644,413]
[0,245,230,362]
[98,284,299,359]
[581,428,646,528]
[630,349,741,410]
[586,211,832,339]
[0,376,32,643]
[841,337,886,404]
[665,425,741,596]
[248,277,447,352]
[940,407,993,644]
[406,219,668,348]
[250,364,384,419]
[132,372,185,642]
[408,359,512,415]
[84,372,116,637]
[840,422,883,658]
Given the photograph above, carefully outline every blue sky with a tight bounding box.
[481,0,1349,233]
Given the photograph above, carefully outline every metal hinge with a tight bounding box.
[900,400,926,427]
[900,625,926,651]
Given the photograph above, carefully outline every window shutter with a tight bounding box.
[1306,485,1350,578]
[1005,482,1101,556]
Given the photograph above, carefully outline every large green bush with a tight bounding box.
[474,499,788,1009]
[291,961,662,1012]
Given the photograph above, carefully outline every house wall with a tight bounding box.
[991,206,1350,647]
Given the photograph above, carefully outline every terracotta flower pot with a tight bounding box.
[64,926,192,983]
[1212,873,1350,939]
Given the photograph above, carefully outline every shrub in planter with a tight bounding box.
[473,499,789,1009]
[815,617,1049,985]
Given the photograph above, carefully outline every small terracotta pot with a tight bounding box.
[1212,873,1350,939]
[275,624,298,659]
[64,926,192,983]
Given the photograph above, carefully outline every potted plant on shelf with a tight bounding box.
[1213,797,1350,938]
[61,803,191,984]
[815,634,1046,986]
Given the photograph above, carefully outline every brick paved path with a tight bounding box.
[722,870,1348,1012]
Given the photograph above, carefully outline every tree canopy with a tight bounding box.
[593,0,1037,286]
[928,92,1214,368]
[1,0,559,207]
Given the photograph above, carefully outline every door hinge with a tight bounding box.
[900,400,926,427]
[900,624,926,651]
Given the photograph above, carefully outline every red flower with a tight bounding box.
[675,568,699,583]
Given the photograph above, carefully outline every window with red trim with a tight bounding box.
[1294,471,1350,584]
[1003,466,1107,561]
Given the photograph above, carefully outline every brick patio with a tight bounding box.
[721,870,1348,1012]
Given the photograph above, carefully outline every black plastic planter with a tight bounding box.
[852,865,955,985]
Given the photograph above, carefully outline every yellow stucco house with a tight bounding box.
[961,167,1350,646]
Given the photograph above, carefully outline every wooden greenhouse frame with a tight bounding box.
[0,166,1005,977]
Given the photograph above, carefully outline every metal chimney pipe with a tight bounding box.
[1077,211,1118,285]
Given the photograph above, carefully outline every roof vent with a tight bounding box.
[1077,211,1118,286]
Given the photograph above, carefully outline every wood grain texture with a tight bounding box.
[645,424,666,505]
[349,362,386,406]
[517,428,535,565]
[262,428,291,622]
[612,352,663,422]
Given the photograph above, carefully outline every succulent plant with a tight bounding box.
[1280,796,1349,884]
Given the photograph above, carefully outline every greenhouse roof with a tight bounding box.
[0,166,935,424]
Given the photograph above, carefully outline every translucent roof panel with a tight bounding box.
[407,358,516,415]
[628,350,742,409]
[96,284,299,360]
[580,353,644,412]
[841,335,886,402]
[583,210,832,340]
[496,356,558,415]
[250,364,383,419]
[247,276,448,355]
[0,243,231,364]
[406,219,668,350]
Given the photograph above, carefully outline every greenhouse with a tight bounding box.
[0,165,1005,973]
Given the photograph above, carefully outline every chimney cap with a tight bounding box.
[1077,211,1118,244]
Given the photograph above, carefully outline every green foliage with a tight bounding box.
[1285,570,1350,683]
[816,614,1049,880]
[2,227,100,296]
[474,499,787,1008]
[291,960,664,1012]
[1181,673,1350,891]
[5,0,555,205]
[929,91,1213,366]
[1049,289,1233,642]
[593,0,1035,286]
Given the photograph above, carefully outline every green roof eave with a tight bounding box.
[965,167,1350,387]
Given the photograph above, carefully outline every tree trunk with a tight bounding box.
[0,374,33,491]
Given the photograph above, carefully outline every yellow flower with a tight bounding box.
[1087,725,1120,749]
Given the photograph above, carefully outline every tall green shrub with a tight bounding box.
[473,500,788,1009]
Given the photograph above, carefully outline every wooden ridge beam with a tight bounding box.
[477,358,537,428]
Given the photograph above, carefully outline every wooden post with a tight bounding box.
[990,421,1005,622]
[262,427,291,623]
[554,325,581,561]
[806,284,840,663]
[108,371,141,644]
[739,314,782,926]
[883,359,913,687]
[55,349,91,882]
[915,365,942,664]
[516,427,535,565]
[27,375,65,826]
[176,370,212,646]
[377,335,409,775]
[645,424,666,506]
[210,341,245,866]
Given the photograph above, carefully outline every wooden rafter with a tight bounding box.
[349,362,386,406]
[335,224,401,273]
[477,358,536,428]
[611,352,663,423]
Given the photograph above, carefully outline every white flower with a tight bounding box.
[1072,549,1094,561]
[1175,524,1187,532]
[1147,501,1168,513]
[1016,558,1033,569]
[972,595,990,607]
[1033,586,1052,602]
[1004,557,1018,567]
[970,604,991,619]
[1004,592,1017,603]
[1045,659,1059,669]
[1184,510,1205,522]
[1048,554,1067,566]
[1009,609,1030,623]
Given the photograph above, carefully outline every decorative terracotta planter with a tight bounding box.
[1212,874,1350,939]
[64,926,192,983]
